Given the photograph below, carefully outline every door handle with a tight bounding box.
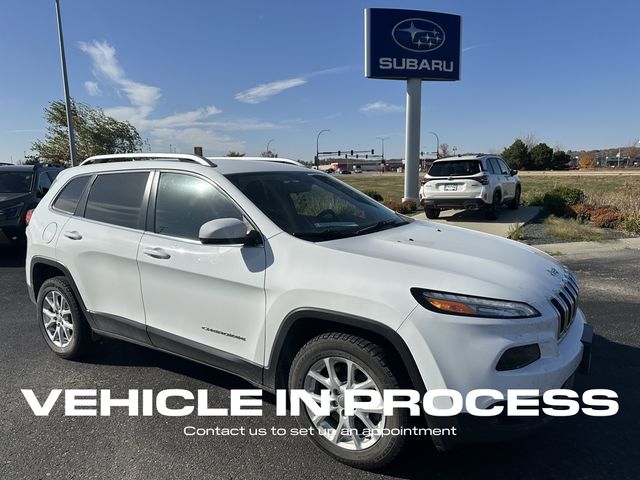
[143,247,171,260]
[63,230,82,240]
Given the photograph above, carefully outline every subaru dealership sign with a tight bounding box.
[365,8,461,80]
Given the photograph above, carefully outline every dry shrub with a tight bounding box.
[590,205,622,228]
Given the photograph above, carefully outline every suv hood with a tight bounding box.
[322,220,566,304]
[0,192,31,206]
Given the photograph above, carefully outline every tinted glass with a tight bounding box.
[428,160,481,177]
[37,171,52,193]
[53,176,91,213]
[497,159,510,174]
[47,170,61,182]
[0,172,33,193]
[155,173,243,240]
[226,171,407,242]
[85,172,149,228]
[488,158,500,174]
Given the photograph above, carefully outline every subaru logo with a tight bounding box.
[392,18,446,53]
[548,268,560,277]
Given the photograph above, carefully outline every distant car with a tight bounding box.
[338,169,351,175]
[353,167,363,173]
[418,154,521,220]
[0,163,63,243]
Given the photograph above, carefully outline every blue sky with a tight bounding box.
[1,0,639,162]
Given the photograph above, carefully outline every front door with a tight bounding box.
[137,171,267,365]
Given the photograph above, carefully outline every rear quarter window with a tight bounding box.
[52,176,91,214]
[428,160,481,177]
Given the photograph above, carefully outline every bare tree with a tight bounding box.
[623,138,639,166]
[521,133,538,150]
[439,143,450,157]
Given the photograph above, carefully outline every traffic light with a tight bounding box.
[365,154,368,159]
[337,150,341,156]
[350,150,354,156]
[356,154,359,159]
[371,149,375,155]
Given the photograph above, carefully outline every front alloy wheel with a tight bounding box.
[289,332,408,469]
[304,356,385,450]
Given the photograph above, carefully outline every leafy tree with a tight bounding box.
[30,100,143,166]
[501,139,529,169]
[226,151,245,157]
[261,150,277,158]
[550,150,571,170]
[529,143,553,170]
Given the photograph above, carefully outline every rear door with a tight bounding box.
[137,171,266,365]
[55,171,151,341]
[496,158,516,199]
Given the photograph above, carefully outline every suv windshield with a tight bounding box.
[428,160,481,177]
[225,171,408,241]
[0,172,34,193]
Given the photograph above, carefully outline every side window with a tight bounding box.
[487,158,500,175]
[37,171,52,194]
[154,172,244,240]
[52,176,91,214]
[47,170,61,182]
[497,159,510,175]
[84,172,150,229]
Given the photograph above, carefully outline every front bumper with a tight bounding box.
[428,323,593,450]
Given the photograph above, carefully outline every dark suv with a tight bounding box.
[0,164,63,243]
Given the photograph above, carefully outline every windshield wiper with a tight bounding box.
[292,229,357,241]
[354,219,405,236]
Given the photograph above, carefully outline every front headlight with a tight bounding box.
[0,202,24,219]
[411,288,540,318]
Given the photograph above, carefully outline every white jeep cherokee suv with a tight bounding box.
[419,154,521,220]
[26,153,591,469]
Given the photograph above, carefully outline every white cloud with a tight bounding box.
[79,40,220,130]
[234,65,356,104]
[235,78,307,104]
[150,127,245,155]
[84,81,101,96]
[359,102,404,114]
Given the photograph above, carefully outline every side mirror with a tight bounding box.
[199,218,261,245]
[510,169,518,176]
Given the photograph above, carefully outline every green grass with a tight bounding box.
[507,223,525,240]
[543,216,608,242]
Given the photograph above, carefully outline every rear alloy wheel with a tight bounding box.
[485,191,501,220]
[508,186,521,210]
[37,276,91,359]
[289,333,408,469]
[424,207,440,219]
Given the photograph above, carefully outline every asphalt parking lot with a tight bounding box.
[1,242,638,480]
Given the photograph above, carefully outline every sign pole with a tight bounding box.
[403,78,422,202]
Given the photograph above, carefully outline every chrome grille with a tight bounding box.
[549,268,579,338]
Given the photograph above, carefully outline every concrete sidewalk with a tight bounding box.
[533,237,640,257]
[412,206,541,238]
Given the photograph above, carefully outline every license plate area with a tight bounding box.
[443,184,458,191]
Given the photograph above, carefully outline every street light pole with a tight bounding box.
[316,129,330,168]
[376,136,389,160]
[266,139,275,156]
[54,0,78,167]
[427,131,439,159]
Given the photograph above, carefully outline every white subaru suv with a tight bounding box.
[419,155,521,220]
[26,153,590,469]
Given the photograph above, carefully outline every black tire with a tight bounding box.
[485,191,501,220]
[37,276,91,359]
[424,207,440,219]
[508,186,521,210]
[289,332,408,470]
